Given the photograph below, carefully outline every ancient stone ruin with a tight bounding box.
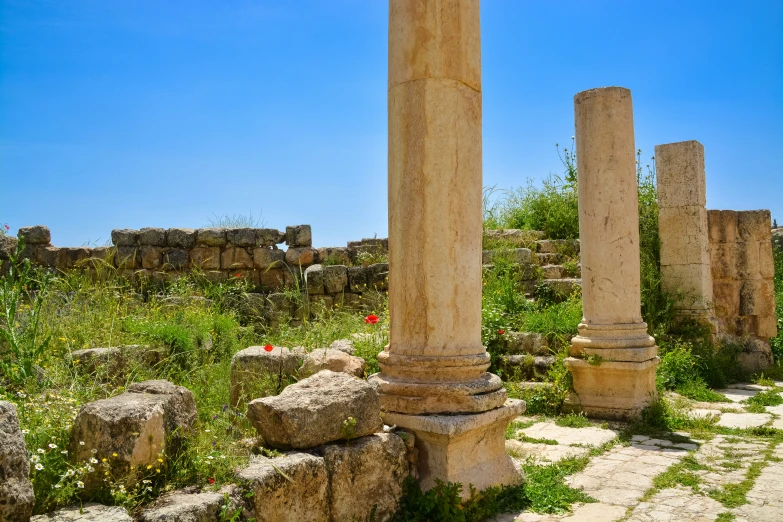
[656,140,778,371]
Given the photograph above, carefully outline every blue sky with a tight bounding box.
[1,0,781,247]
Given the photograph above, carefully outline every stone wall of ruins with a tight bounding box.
[708,210,777,344]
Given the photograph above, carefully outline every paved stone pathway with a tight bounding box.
[492,382,783,522]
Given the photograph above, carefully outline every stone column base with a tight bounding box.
[381,399,526,497]
[564,357,659,420]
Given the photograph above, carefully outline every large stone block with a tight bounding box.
[323,433,409,522]
[221,247,253,270]
[258,268,286,291]
[226,228,256,247]
[738,210,771,242]
[710,242,738,280]
[658,205,710,266]
[236,453,328,522]
[298,348,366,379]
[757,314,778,339]
[367,262,390,291]
[138,227,167,247]
[285,247,316,267]
[708,210,738,244]
[347,266,368,293]
[35,245,65,268]
[286,225,312,247]
[196,228,227,247]
[256,228,286,248]
[140,246,165,270]
[115,246,139,269]
[111,229,139,247]
[660,263,713,310]
[247,370,383,449]
[304,264,325,294]
[253,247,285,270]
[740,279,776,317]
[164,249,189,270]
[317,247,351,266]
[189,247,220,270]
[0,235,18,259]
[230,346,301,408]
[322,265,348,294]
[18,225,51,245]
[759,241,776,279]
[69,380,196,491]
[654,140,706,209]
[482,248,533,266]
[166,228,196,249]
[736,242,761,280]
[0,401,34,522]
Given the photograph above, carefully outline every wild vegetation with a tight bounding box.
[1,143,781,520]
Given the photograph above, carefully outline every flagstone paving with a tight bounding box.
[491,382,783,522]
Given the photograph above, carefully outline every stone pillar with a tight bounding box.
[655,140,716,326]
[370,0,524,494]
[564,87,659,420]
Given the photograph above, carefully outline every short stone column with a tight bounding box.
[369,0,524,494]
[564,87,659,420]
[655,140,716,327]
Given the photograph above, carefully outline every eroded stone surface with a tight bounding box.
[31,504,132,521]
[138,486,240,522]
[0,401,34,522]
[627,486,725,522]
[230,345,300,408]
[716,412,771,429]
[298,348,366,378]
[248,370,382,449]
[520,421,618,447]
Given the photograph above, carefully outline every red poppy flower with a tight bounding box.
[3,224,8,230]
[365,314,379,325]
[498,329,505,335]
[208,477,215,485]
[236,273,241,278]
[263,344,274,352]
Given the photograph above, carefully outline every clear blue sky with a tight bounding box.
[2,0,781,247]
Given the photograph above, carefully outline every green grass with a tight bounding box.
[745,389,783,407]
[555,412,593,429]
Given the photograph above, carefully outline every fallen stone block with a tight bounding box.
[230,346,301,408]
[322,433,409,522]
[0,401,34,522]
[328,339,356,355]
[236,452,329,522]
[298,348,366,379]
[18,225,51,245]
[69,380,196,491]
[247,370,382,449]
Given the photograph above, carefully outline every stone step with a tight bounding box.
[539,278,581,299]
[540,264,564,279]
[482,248,533,265]
[535,252,563,265]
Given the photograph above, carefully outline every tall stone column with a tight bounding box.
[369,0,524,494]
[655,141,716,328]
[564,87,659,420]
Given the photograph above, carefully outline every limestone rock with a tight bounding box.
[285,246,316,266]
[221,247,253,270]
[286,225,312,247]
[247,370,383,449]
[323,433,409,522]
[196,228,227,247]
[138,227,167,246]
[502,331,550,355]
[189,247,220,270]
[69,380,196,490]
[328,339,356,355]
[138,486,241,522]
[304,264,325,294]
[0,401,34,522]
[253,247,285,270]
[226,228,256,248]
[322,265,348,293]
[31,504,132,521]
[347,266,368,292]
[298,348,366,379]
[230,346,300,408]
[18,225,51,245]
[0,235,18,259]
[484,229,544,245]
[111,229,138,247]
[165,228,196,249]
[235,452,329,522]
[316,247,351,266]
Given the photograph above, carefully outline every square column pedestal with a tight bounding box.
[564,358,659,420]
[382,399,525,496]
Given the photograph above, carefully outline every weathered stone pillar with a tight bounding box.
[655,140,716,327]
[370,0,524,494]
[564,87,659,420]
